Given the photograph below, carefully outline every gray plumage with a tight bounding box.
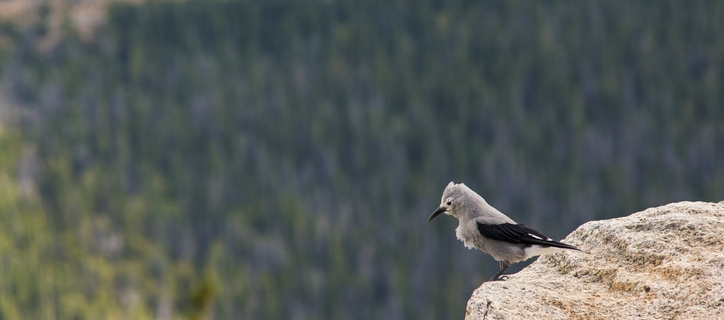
[428,181,580,281]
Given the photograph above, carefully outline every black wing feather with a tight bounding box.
[476,222,580,251]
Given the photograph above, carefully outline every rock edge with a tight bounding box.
[465,201,724,320]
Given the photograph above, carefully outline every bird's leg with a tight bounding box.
[488,261,511,281]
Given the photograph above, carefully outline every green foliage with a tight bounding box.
[1,0,723,319]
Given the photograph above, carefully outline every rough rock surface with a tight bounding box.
[466,201,724,320]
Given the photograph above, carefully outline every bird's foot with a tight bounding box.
[487,275,509,282]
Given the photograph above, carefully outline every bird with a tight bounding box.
[428,182,581,281]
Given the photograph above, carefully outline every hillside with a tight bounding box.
[0,0,141,47]
[0,1,723,319]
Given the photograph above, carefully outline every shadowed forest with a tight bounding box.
[0,1,722,319]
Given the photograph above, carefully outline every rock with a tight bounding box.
[465,201,724,320]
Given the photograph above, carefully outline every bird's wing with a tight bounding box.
[476,222,580,251]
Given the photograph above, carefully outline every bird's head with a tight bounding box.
[428,181,468,222]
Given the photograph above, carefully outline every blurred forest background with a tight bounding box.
[0,0,723,319]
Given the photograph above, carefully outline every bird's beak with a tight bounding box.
[428,207,446,222]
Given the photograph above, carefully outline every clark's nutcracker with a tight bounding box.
[428,182,581,281]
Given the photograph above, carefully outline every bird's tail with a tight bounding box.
[544,239,581,251]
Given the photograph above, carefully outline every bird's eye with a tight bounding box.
[446,201,452,206]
